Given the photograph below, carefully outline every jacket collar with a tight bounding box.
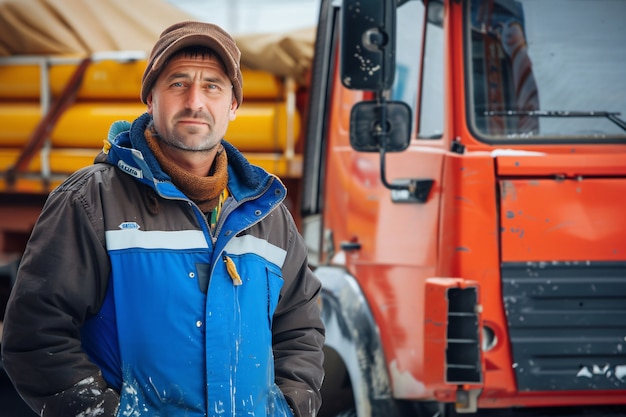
[106,113,279,203]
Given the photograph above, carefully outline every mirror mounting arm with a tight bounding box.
[376,93,433,203]
[373,93,401,190]
[379,143,434,204]
[377,132,403,191]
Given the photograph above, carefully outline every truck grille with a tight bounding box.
[502,261,626,391]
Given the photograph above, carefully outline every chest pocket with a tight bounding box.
[222,253,284,329]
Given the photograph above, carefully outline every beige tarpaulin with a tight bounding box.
[0,0,193,55]
[236,27,315,84]
[0,0,315,82]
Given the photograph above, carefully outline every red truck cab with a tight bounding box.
[301,0,626,415]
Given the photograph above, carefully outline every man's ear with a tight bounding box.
[229,98,237,121]
[146,92,154,114]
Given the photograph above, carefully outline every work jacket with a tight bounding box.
[1,113,325,417]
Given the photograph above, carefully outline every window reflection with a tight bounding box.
[467,0,626,142]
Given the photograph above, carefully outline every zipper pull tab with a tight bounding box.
[223,255,243,286]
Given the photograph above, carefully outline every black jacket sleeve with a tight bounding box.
[1,167,117,416]
[272,205,326,417]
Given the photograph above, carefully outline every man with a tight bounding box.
[498,19,540,133]
[1,21,325,417]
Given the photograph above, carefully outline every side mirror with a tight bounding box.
[340,0,396,90]
[350,101,411,152]
[349,100,433,203]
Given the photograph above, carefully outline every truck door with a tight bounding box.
[306,0,446,268]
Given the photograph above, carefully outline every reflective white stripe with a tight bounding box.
[106,229,208,250]
[224,235,287,268]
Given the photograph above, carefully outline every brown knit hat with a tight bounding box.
[141,21,243,107]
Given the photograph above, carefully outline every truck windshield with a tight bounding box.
[466,0,626,143]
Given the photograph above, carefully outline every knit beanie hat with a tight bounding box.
[141,21,243,107]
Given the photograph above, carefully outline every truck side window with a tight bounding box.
[391,0,424,136]
[417,0,445,139]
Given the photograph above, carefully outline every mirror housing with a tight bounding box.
[350,101,411,152]
[341,0,396,90]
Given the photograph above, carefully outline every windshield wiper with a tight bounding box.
[484,110,626,132]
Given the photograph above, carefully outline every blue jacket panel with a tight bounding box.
[82,113,293,416]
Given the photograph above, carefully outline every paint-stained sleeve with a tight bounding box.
[1,166,118,416]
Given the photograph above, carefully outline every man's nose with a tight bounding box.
[185,84,204,110]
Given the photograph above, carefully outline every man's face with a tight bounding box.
[146,53,237,153]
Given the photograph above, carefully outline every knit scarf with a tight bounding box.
[144,126,228,213]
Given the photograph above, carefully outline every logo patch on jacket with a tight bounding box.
[117,160,143,179]
[119,222,141,230]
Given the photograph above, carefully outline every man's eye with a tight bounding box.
[171,81,185,88]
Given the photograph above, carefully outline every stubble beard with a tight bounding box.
[156,110,221,154]
[162,126,219,154]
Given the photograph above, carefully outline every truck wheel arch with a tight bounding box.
[316,265,401,417]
